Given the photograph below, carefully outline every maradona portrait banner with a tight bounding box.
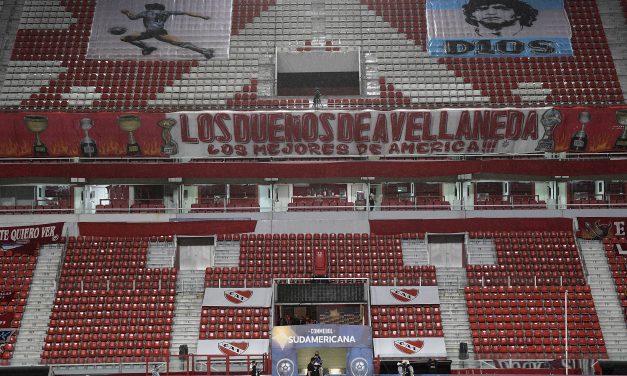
[87,0,232,60]
[272,325,373,376]
[426,0,573,57]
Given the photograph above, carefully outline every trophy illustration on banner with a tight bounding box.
[79,118,98,157]
[117,114,142,156]
[569,110,590,152]
[23,115,49,156]
[157,118,178,155]
[536,108,562,152]
[613,109,627,150]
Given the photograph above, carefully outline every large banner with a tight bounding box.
[272,325,373,376]
[0,223,64,254]
[87,0,232,60]
[373,338,447,358]
[369,286,440,305]
[196,339,269,356]
[577,217,627,240]
[426,0,573,57]
[1,107,626,158]
[202,288,272,307]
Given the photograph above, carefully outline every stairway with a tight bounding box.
[146,243,176,268]
[466,239,496,265]
[436,267,479,370]
[214,240,240,267]
[10,244,64,366]
[401,239,429,265]
[169,270,205,372]
[579,240,627,360]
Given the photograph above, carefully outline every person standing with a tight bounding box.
[151,364,161,376]
[250,360,261,376]
[397,360,413,376]
[313,88,322,110]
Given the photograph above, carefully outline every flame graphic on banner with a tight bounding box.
[0,141,31,157]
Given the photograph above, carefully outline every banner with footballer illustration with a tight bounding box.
[87,0,232,60]
[426,0,573,57]
[202,288,272,307]
[272,325,373,376]
[369,286,440,305]
[1,107,626,158]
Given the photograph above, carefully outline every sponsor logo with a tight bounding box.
[393,339,424,355]
[350,357,369,376]
[390,288,418,302]
[277,358,295,376]
[218,341,249,356]
[224,290,253,304]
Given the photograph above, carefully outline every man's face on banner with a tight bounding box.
[471,3,519,28]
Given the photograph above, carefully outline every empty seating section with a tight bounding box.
[42,236,177,364]
[207,233,437,288]
[569,197,608,209]
[370,305,443,338]
[475,196,546,210]
[96,185,130,213]
[288,197,354,211]
[0,201,72,214]
[326,235,436,285]
[602,236,627,321]
[362,0,426,48]
[466,285,607,359]
[198,307,270,340]
[231,0,275,35]
[467,231,584,286]
[191,198,227,213]
[0,252,37,364]
[380,197,450,211]
[1,0,622,111]
[465,230,606,360]
[129,201,166,213]
[227,198,260,212]
[608,194,627,208]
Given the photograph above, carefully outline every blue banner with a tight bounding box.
[426,0,573,57]
[272,325,373,376]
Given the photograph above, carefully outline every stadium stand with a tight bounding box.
[41,237,176,364]
[0,0,623,111]
[465,231,606,360]
[0,0,627,372]
[0,251,37,364]
[213,233,437,287]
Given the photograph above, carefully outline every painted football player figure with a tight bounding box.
[120,3,214,59]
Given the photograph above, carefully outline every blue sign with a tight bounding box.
[272,325,373,376]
